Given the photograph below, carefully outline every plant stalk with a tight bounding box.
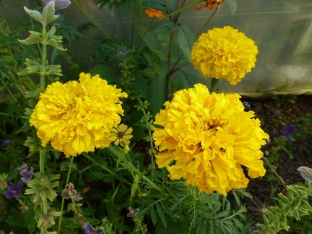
[57,156,74,234]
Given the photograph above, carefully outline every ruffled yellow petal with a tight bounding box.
[191,26,258,85]
[153,84,269,195]
[30,72,127,157]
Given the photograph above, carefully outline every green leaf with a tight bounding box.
[153,22,177,34]
[146,77,165,116]
[82,207,97,217]
[224,0,237,16]
[151,205,156,226]
[177,24,197,63]
[143,0,166,11]
[89,64,119,84]
[23,7,42,24]
[47,64,62,76]
[133,72,147,98]
[42,1,59,25]
[180,70,198,88]
[22,205,37,233]
[156,202,167,229]
[46,39,66,51]
[142,27,159,51]
[18,36,42,45]
[25,58,41,73]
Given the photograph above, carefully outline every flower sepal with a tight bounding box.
[42,1,60,26]
[18,36,42,46]
[23,7,43,24]
[24,136,44,157]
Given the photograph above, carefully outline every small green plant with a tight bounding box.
[257,181,312,234]
[272,95,297,109]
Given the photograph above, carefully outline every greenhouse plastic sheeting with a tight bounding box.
[2,0,312,96]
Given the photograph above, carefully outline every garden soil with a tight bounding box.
[241,94,312,229]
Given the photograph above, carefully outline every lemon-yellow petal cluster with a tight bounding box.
[190,26,258,85]
[153,84,269,195]
[30,72,128,157]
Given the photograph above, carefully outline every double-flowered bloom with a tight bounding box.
[30,73,128,157]
[191,26,258,85]
[153,84,269,195]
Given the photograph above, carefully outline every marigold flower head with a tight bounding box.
[191,26,258,85]
[194,0,223,10]
[153,84,269,195]
[145,7,165,19]
[30,72,128,157]
[111,124,133,146]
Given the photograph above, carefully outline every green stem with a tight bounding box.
[40,27,47,92]
[57,156,74,234]
[197,7,218,36]
[117,6,127,43]
[210,78,219,92]
[72,0,116,42]
[107,145,162,192]
[82,152,132,186]
[165,31,175,100]
[39,150,45,174]
[131,0,137,46]
[139,99,155,164]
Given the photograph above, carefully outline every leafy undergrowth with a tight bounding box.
[242,94,312,232]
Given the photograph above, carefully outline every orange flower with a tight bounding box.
[194,0,223,10]
[145,7,165,19]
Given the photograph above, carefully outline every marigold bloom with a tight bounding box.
[30,72,128,157]
[191,26,258,85]
[111,124,133,146]
[194,0,223,10]
[145,7,165,19]
[153,84,269,195]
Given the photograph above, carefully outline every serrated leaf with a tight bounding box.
[224,0,237,16]
[180,70,198,88]
[156,202,167,229]
[153,22,177,34]
[142,27,159,51]
[177,24,197,63]
[24,7,42,23]
[89,64,119,84]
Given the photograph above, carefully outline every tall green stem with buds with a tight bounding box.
[19,1,66,233]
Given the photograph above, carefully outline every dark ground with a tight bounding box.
[240,94,312,228]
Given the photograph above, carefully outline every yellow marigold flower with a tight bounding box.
[190,26,258,85]
[153,84,269,195]
[145,7,165,19]
[30,72,128,157]
[111,124,133,146]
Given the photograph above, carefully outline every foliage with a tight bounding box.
[257,182,312,234]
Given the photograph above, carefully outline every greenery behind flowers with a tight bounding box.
[0,0,311,234]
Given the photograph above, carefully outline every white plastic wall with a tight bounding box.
[2,0,312,96]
